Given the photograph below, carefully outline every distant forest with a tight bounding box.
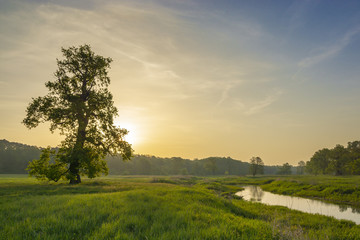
[0,139,286,175]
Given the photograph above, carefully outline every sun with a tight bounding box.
[114,121,137,145]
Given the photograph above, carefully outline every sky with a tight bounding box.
[1,0,360,165]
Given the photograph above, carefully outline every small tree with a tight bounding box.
[249,157,264,176]
[23,44,133,184]
[277,163,292,175]
[296,161,306,175]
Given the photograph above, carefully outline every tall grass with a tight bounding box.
[0,175,359,239]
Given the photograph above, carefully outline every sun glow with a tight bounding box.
[114,121,138,145]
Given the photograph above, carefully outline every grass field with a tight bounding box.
[1,175,359,239]
[259,175,360,207]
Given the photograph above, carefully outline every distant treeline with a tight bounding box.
[306,141,360,175]
[0,139,283,175]
[107,155,281,176]
[0,139,41,174]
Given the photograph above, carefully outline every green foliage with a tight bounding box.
[327,144,350,175]
[77,147,108,179]
[0,139,41,174]
[22,45,133,183]
[204,158,218,175]
[306,141,360,175]
[306,148,330,174]
[277,162,292,175]
[296,161,305,175]
[347,159,360,175]
[106,155,278,176]
[1,140,283,176]
[249,156,264,176]
[27,148,67,182]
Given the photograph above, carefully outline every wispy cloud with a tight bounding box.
[0,0,275,102]
[286,0,315,33]
[298,26,360,68]
[237,89,283,116]
[0,0,300,162]
[216,80,242,106]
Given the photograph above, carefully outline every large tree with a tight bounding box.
[306,148,330,175]
[327,144,349,175]
[23,44,133,184]
[249,156,264,176]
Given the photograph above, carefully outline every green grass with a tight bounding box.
[259,175,360,207]
[0,175,359,239]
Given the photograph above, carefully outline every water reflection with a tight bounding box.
[339,205,348,212]
[236,186,360,225]
[248,185,264,202]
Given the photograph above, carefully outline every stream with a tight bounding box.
[236,185,360,224]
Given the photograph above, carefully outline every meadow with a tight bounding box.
[260,175,360,207]
[1,175,360,240]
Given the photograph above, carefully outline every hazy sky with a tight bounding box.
[1,0,360,165]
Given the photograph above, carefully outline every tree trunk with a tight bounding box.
[68,117,88,184]
[69,159,81,184]
[69,83,89,184]
[69,173,81,184]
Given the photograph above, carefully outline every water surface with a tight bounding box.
[236,185,360,224]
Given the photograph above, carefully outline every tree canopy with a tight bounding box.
[306,141,360,175]
[277,162,292,175]
[23,44,133,183]
[296,161,306,175]
[249,156,264,176]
